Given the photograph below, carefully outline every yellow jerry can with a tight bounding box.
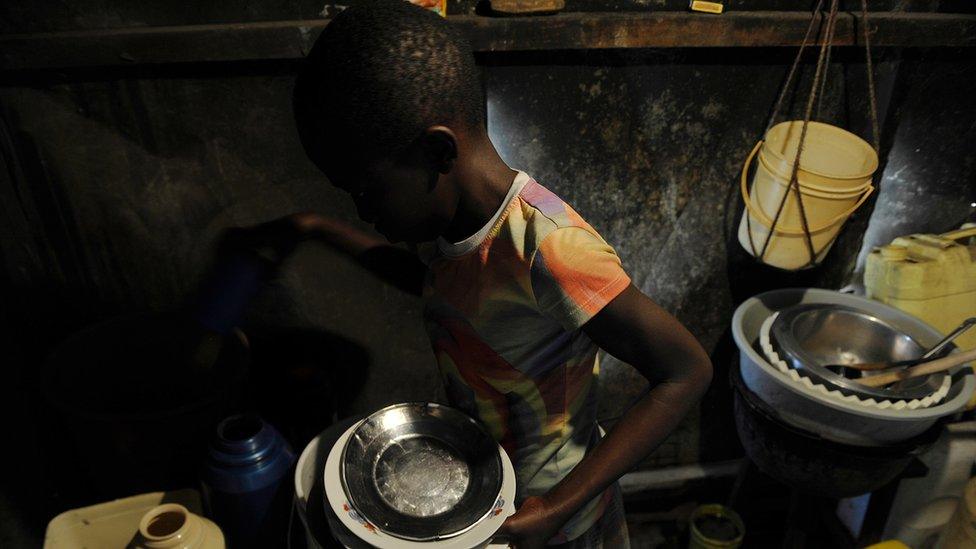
[865,225,976,351]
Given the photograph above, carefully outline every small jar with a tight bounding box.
[689,503,745,549]
[129,503,225,549]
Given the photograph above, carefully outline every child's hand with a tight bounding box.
[495,496,564,549]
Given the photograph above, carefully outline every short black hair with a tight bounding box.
[293,0,485,169]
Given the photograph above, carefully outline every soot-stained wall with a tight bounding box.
[5,46,970,462]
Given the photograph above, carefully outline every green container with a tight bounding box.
[689,504,745,549]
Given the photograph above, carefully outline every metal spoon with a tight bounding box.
[921,317,976,359]
[827,317,976,372]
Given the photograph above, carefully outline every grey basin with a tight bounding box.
[732,288,975,446]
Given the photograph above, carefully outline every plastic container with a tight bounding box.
[42,313,249,499]
[44,489,202,549]
[892,497,960,549]
[201,414,295,548]
[758,121,877,192]
[738,121,878,270]
[128,503,224,549]
[689,504,744,549]
[866,226,976,352]
[294,427,330,549]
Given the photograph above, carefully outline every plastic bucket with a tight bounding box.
[738,121,878,270]
[759,121,877,193]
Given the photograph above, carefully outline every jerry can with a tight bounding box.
[865,225,976,351]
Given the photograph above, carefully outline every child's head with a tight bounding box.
[294,0,485,243]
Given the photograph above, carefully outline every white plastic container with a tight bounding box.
[44,489,205,549]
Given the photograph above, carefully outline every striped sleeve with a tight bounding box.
[530,226,631,331]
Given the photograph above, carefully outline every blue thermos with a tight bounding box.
[201,414,295,547]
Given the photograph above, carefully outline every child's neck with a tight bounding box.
[441,143,518,244]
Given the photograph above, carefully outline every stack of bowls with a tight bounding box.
[295,403,515,549]
[340,403,508,542]
[767,303,947,402]
[732,288,975,446]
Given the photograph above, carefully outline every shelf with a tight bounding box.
[1,11,973,72]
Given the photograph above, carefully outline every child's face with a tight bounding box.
[329,156,454,244]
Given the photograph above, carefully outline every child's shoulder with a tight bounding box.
[513,178,606,248]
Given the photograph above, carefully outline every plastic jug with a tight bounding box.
[201,414,295,548]
[865,226,976,351]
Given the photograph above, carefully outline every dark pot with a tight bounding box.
[730,361,939,499]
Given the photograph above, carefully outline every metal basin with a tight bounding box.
[340,403,502,541]
[771,304,946,400]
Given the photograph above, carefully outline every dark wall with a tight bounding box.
[0,47,898,461]
[0,67,442,412]
[855,52,976,275]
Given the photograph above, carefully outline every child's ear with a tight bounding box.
[422,126,458,175]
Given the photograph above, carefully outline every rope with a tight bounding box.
[745,0,880,268]
[861,0,881,151]
[747,0,826,258]
[815,1,839,119]
[757,0,840,266]
[762,0,826,135]
[748,0,837,264]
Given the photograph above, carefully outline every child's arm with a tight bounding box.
[498,284,713,548]
[224,212,427,296]
[293,213,427,295]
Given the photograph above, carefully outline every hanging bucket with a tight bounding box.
[738,121,878,270]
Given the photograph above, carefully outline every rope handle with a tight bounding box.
[764,0,826,135]
[764,0,878,150]
[740,140,874,235]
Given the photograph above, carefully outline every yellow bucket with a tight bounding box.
[738,121,878,270]
[760,121,877,192]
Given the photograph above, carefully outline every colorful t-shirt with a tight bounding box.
[421,171,631,542]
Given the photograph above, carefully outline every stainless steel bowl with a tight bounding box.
[340,403,502,541]
[770,304,947,400]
